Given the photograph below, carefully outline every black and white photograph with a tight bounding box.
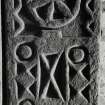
[1,0,105,105]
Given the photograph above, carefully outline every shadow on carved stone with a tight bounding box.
[46,53,58,69]
[64,0,77,12]
[82,65,90,81]
[69,65,77,80]
[80,0,94,37]
[81,85,90,102]
[30,65,37,78]
[39,55,50,97]
[36,2,52,21]
[14,19,20,32]
[54,52,67,101]
[53,3,66,19]
[29,65,38,98]
[18,0,43,37]
[29,82,37,98]
[69,85,77,100]
[17,63,26,75]
[17,81,25,99]
[88,0,95,12]
[47,82,60,99]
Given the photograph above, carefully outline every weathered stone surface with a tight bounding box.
[99,0,105,105]
[2,0,100,105]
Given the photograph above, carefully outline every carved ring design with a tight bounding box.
[27,0,81,29]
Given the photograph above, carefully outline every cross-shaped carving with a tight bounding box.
[38,51,65,101]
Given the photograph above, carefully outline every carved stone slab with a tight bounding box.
[2,0,100,105]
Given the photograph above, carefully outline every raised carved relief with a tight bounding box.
[27,0,81,29]
[14,39,96,105]
[13,0,24,37]
[2,0,100,105]
[13,0,98,37]
[15,41,37,62]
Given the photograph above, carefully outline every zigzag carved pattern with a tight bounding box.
[13,0,24,37]
[15,63,36,102]
[15,46,91,105]
[69,64,90,104]
[13,0,96,38]
[86,0,95,33]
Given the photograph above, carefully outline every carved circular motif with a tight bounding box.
[18,45,32,59]
[68,47,85,63]
[28,0,81,29]
[15,42,37,61]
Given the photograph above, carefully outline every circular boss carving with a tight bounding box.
[16,42,37,61]
[68,46,85,63]
[17,45,32,59]
[28,0,81,29]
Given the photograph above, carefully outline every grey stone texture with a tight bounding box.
[99,0,105,105]
[2,0,100,105]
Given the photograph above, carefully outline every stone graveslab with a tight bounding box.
[2,0,100,105]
